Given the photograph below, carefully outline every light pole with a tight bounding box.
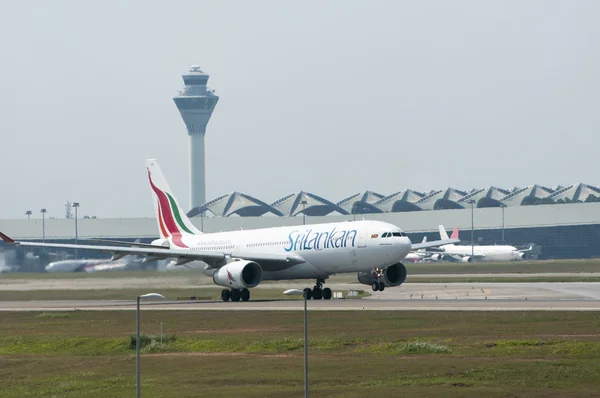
[500,204,506,243]
[200,210,205,232]
[41,209,47,242]
[283,289,308,398]
[72,202,79,259]
[136,293,166,398]
[300,200,307,226]
[468,200,475,259]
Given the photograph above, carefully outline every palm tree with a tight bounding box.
[25,210,32,219]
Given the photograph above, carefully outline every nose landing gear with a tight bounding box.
[371,268,385,291]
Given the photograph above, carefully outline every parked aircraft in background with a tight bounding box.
[430,225,531,262]
[403,237,439,263]
[0,159,458,301]
[45,257,147,272]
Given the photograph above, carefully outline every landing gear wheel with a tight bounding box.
[221,289,231,302]
[322,287,332,300]
[231,289,241,302]
[378,282,385,291]
[312,288,322,300]
[240,288,250,302]
[372,282,379,292]
[303,287,313,300]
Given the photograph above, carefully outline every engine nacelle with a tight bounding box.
[212,260,263,290]
[357,262,407,288]
[429,254,443,261]
[461,256,472,263]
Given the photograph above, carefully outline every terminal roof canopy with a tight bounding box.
[187,192,283,217]
[337,191,385,214]
[373,190,426,212]
[271,191,349,217]
[186,183,597,217]
[500,185,554,206]
[415,188,468,210]
[549,183,600,203]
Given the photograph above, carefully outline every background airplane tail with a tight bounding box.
[438,225,457,247]
[438,225,450,241]
[145,159,202,238]
[450,227,459,240]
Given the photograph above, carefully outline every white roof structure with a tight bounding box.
[337,191,385,214]
[416,188,468,210]
[187,192,283,217]
[186,183,600,217]
[271,191,349,217]
[373,190,425,212]
[549,184,600,203]
[500,185,554,206]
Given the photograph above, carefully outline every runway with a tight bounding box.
[1,282,600,311]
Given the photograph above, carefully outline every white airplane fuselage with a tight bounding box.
[440,244,525,262]
[166,220,412,280]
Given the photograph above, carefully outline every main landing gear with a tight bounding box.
[303,278,332,300]
[221,288,250,302]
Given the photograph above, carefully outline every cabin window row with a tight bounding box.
[248,241,287,248]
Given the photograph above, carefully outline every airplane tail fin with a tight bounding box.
[145,159,202,239]
[438,225,450,241]
[450,227,459,240]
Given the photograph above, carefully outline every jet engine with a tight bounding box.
[212,260,263,290]
[357,262,407,288]
[429,253,446,261]
[460,256,472,263]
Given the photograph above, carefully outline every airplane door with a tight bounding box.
[357,230,367,248]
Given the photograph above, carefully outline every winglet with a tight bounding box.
[0,232,15,244]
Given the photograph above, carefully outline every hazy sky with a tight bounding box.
[1,1,598,219]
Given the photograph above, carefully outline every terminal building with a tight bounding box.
[2,183,600,271]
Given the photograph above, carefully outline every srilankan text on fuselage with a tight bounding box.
[284,227,358,252]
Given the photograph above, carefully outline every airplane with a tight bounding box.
[428,225,532,262]
[403,237,440,263]
[44,240,151,272]
[0,159,459,301]
[45,257,148,272]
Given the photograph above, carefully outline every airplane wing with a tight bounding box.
[410,238,460,251]
[518,245,533,252]
[0,232,305,270]
[88,239,170,249]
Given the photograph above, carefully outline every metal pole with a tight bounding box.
[42,211,45,243]
[136,296,141,398]
[200,211,204,232]
[501,206,505,242]
[303,292,308,398]
[300,200,307,226]
[471,201,474,258]
[74,205,78,259]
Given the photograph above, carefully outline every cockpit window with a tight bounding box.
[392,232,402,237]
[382,232,389,238]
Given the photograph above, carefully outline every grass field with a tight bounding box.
[1,310,600,397]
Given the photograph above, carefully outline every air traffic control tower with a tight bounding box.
[173,65,219,210]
